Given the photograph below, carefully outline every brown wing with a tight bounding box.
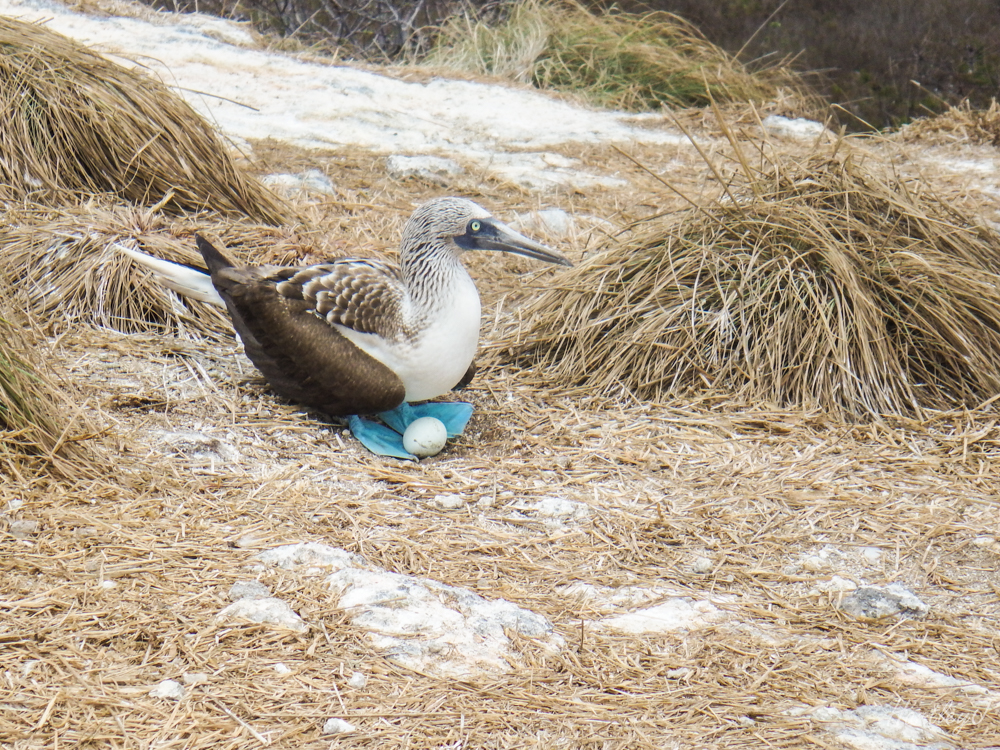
[197,237,405,417]
[274,260,406,342]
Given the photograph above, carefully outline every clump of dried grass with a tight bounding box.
[424,0,815,112]
[0,304,101,477]
[500,137,1000,419]
[896,99,1000,146]
[0,17,286,223]
[0,201,310,340]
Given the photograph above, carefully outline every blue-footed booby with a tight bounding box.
[119,197,571,459]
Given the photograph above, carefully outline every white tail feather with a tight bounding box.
[115,243,225,307]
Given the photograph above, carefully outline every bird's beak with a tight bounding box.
[474,221,573,267]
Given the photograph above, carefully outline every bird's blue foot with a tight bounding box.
[348,401,474,460]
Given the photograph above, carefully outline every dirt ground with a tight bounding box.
[3,120,1000,749]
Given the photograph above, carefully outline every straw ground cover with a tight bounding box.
[0,200,335,341]
[501,135,1000,420]
[0,303,102,478]
[0,17,286,223]
[3,120,1000,747]
[896,99,1000,146]
[423,0,814,113]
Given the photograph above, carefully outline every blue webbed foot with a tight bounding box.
[348,414,416,460]
[349,401,475,460]
[379,401,474,438]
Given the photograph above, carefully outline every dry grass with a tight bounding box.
[896,99,1000,145]
[424,0,817,113]
[0,200,342,340]
[0,16,287,222]
[2,334,999,747]
[499,131,1000,420]
[2,92,1000,749]
[0,304,104,479]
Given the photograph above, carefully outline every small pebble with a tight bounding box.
[347,671,368,689]
[972,535,997,547]
[322,717,356,735]
[432,493,466,510]
[692,556,713,574]
[273,662,292,675]
[860,547,882,564]
[10,520,39,538]
[149,679,185,700]
[99,580,117,590]
[182,672,210,685]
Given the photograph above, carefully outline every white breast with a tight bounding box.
[334,272,482,403]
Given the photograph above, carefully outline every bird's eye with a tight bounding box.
[469,220,482,232]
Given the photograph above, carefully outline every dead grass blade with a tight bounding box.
[497,139,1000,420]
[0,16,287,223]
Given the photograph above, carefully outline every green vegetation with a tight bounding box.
[633,0,1000,129]
[424,0,810,111]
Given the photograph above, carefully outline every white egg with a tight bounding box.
[402,416,448,457]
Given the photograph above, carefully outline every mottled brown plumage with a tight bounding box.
[123,197,570,419]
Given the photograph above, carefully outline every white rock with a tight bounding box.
[432,493,466,510]
[255,543,563,678]
[386,155,463,184]
[99,580,117,590]
[322,717,356,735]
[810,575,859,594]
[328,567,562,678]
[972,535,996,547]
[149,679,185,700]
[182,672,210,685]
[228,580,271,601]
[273,662,292,675]
[9,520,39,538]
[692,556,713,574]
[216,597,308,633]
[860,547,883,564]
[793,703,952,748]
[838,584,929,620]
[597,598,725,634]
[255,542,365,576]
[262,169,335,195]
[347,671,368,689]
[558,583,672,614]
[762,115,830,140]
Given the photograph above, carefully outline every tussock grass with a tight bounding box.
[424,0,813,112]
[0,305,101,477]
[0,17,286,223]
[897,99,1000,145]
[501,138,1000,419]
[0,201,299,340]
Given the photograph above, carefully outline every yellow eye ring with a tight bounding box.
[470,220,482,232]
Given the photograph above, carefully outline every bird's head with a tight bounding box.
[404,197,572,267]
